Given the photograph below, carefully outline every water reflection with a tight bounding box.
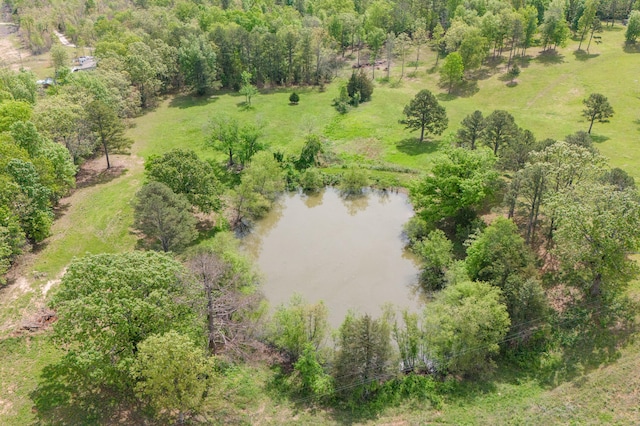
[241,187,421,327]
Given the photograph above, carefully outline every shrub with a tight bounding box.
[289,92,299,104]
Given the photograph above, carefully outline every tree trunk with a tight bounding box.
[588,116,595,133]
[590,272,602,298]
[420,125,425,142]
[102,138,111,169]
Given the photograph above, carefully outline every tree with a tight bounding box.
[577,0,598,50]
[346,70,374,103]
[0,100,32,133]
[145,149,222,213]
[412,229,454,292]
[552,183,640,301]
[439,52,464,94]
[400,89,448,142]
[133,182,197,252]
[412,25,428,72]
[367,27,386,78]
[626,11,640,43]
[465,218,546,336]
[582,93,614,134]
[507,64,520,84]
[541,0,571,50]
[85,99,132,169]
[456,110,485,150]
[230,152,284,225]
[296,134,323,170]
[269,294,329,362]
[333,312,394,399]
[239,71,258,106]
[50,44,69,82]
[207,117,263,167]
[482,110,519,155]
[424,280,510,376]
[133,331,213,424]
[289,92,299,104]
[395,33,410,79]
[410,148,499,225]
[185,240,263,356]
[178,35,217,96]
[458,31,488,71]
[431,23,446,67]
[51,251,198,392]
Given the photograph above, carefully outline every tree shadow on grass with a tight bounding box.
[623,43,640,54]
[169,94,219,109]
[436,80,479,101]
[534,50,565,65]
[30,359,148,425]
[396,138,442,156]
[590,134,610,143]
[573,50,600,61]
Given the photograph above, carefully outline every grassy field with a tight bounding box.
[0,25,639,424]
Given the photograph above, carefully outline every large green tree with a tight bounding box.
[178,35,217,96]
[410,148,499,225]
[482,110,519,156]
[439,52,464,94]
[133,331,213,424]
[552,183,640,301]
[424,280,510,376]
[456,110,485,150]
[51,251,199,392]
[145,149,221,213]
[133,182,197,252]
[400,89,448,142]
[85,99,132,169]
[333,312,394,399]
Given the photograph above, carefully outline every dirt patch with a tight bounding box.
[339,137,385,160]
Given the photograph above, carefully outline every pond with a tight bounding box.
[241,187,422,328]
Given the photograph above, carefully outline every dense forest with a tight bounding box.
[1,0,640,423]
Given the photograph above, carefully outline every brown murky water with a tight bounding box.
[242,188,421,327]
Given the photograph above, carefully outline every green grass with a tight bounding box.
[1,25,640,425]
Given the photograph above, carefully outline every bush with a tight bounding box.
[347,70,374,104]
[339,167,369,195]
[289,92,299,104]
[300,168,324,192]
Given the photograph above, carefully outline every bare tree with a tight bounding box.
[186,249,264,359]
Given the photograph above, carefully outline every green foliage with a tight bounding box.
[625,11,640,43]
[230,151,284,225]
[552,182,640,301]
[133,182,197,252]
[299,167,325,192]
[333,312,394,399]
[239,71,258,106]
[582,93,614,134]
[410,148,499,226]
[178,35,217,96]
[508,64,520,82]
[413,229,454,292]
[482,110,519,156]
[293,343,333,400]
[207,116,265,167]
[440,52,464,93]
[269,294,329,362]
[456,110,485,150]
[0,100,32,133]
[424,280,510,377]
[289,92,300,104]
[145,149,222,213]
[400,89,448,142]
[85,99,132,169]
[296,134,323,170]
[339,166,369,195]
[133,331,213,422]
[51,251,199,392]
[346,70,374,104]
